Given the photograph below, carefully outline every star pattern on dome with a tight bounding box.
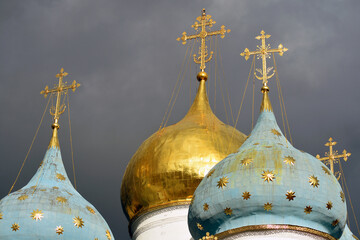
[18,194,28,201]
[56,173,66,181]
[286,190,296,201]
[86,206,96,214]
[322,166,331,175]
[203,203,209,211]
[52,186,59,190]
[309,175,319,188]
[242,191,251,200]
[340,191,345,202]
[207,169,215,178]
[56,196,67,204]
[31,209,44,221]
[332,219,339,227]
[262,170,275,182]
[11,223,20,231]
[73,216,84,228]
[217,177,229,189]
[264,202,272,211]
[326,201,333,210]
[197,223,204,230]
[283,156,295,166]
[55,226,64,235]
[224,207,232,216]
[271,129,281,136]
[304,206,312,214]
[241,158,253,166]
[106,230,112,240]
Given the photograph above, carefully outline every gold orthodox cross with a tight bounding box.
[316,137,351,179]
[177,8,230,72]
[40,68,80,128]
[240,30,288,87]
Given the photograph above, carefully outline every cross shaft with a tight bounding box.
[316,137,351,175]
[40,68,80,129]
[177,9,230,72]
[240,30,288,87]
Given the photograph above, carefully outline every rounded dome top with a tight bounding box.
[188,92,347,240]
[0,129,115,240]
[121,79,247,220]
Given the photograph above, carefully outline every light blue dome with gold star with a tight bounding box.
[0,128,115,240]
[340,225,359,240]
[188,89,347,240]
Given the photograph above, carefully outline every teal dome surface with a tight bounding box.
[340,225,358,240]
[0,134,114,239]
[188,108,347,239]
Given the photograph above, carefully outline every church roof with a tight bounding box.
[188,89,347,240]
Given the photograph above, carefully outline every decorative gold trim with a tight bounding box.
[214,224,337,240]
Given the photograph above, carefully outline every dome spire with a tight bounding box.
[240,30,288,112]
[177,8,231,81]
[40,68,80,148]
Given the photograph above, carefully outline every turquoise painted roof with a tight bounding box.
[188,108,347,240]
[0,135,114,239]
[340,225,359,240]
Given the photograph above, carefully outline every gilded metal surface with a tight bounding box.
[121,79,246,220]
[224,208,232,216]
[214,224,337,240]
[286,191,296,201]
[316,137,351,177]
[240,30,287,88]
[263,203,272,211]
[40,68,80,149]
[217,177,229,189]
[304,206,313,214]
[200,232,218,240]
[177,9,230,72]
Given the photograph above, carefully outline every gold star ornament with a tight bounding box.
[73,216,84,228]
[207,169,215,178]
[56,226,64,235]
[283,156,296,166]
[18,195,28,201]
[304,206,312,214]
[340,191,345,202]
[332,219,339,227]
[217,177,229,189]
[309,175,319,188]
[241,158,253,166]
[326,201,333,210]
[56,173,66,181]
[242,191,251,200]
[203,203,209,211]
[224,207,233,216]
[262,170,275,182]
[285,191,296,201]
[264,203,272,211]
[31,209,44,221]
[106,230,112,240]
[322,166,331,175]
[86,206,96,214]
[271,129,281,136]
[56,196,67,204]
[197,223,204,230]
[11,223,20,231]
[0,212,3,219]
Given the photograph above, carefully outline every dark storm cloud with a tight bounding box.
[0,0,359,239]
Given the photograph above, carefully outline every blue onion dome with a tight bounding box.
[340,225,359,240]
[0,128,115,239]
[188,87,347,240]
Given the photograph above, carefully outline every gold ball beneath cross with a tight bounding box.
[197,71,208,81]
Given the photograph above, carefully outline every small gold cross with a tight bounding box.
[316,137,351,179]
[240,30,287,88]
[40,68,80,129]
[177,9,230,72]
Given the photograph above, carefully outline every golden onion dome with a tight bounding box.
[121,78,247,220]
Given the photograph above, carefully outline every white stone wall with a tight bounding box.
[130,205,192,240]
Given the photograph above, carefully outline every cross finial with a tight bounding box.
[40,68,80,130]
[177,9,230,81]
[316,137,351,179]
[240,30,288,89]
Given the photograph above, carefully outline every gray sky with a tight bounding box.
[0,0,359,239]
